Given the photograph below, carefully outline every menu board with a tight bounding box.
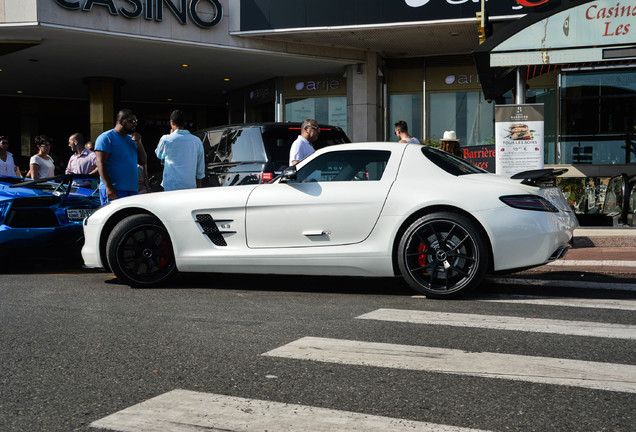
[495,104,544,176]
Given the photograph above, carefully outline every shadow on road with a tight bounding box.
[5,256,635,299]
[105,272,417,296]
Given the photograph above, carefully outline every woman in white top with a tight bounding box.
[29,135,55,179]
[0,136,22,177]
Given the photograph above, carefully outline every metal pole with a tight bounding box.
[515,67,526,104]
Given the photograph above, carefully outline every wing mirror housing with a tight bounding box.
[280,166,297,183]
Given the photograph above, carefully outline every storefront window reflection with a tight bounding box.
[285,97,347,133]
[427,91,493,147]
[389,94,422,142]
[561,69,636,165]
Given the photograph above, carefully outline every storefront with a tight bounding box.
[282,76,347,132]
[474,0,636,225]
[2,1,533,160]
[8,0,634,224]
[0,0,366,168]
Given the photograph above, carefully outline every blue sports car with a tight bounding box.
[0,175,101,258]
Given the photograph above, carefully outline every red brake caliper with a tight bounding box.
[417,243,427,267]
[158,236,169,267]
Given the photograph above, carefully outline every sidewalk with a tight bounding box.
[548,247,636,273]
[534,227,636,275]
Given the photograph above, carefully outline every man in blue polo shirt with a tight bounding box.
[155,110,205,191]
[95,109,148,205]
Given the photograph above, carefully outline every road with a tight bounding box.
[1,262,635,431]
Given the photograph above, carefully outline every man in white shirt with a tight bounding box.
[155,110,205,191]
[289,119,320,166]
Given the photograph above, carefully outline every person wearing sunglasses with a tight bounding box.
[95,109,148,205]
[289,118,320,166]
[29,135,55,180]
[394,120,419,144]
[0,136,22,177]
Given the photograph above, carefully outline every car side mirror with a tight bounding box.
[280,166,297,183]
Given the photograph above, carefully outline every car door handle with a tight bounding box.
[303,230,331,237]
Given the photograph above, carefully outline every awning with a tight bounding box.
[473,0,636,101]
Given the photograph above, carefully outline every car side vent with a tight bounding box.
[6,208,59,228]
[195,214,236,247]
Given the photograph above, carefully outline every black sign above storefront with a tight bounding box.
[473,0,632,101]
[240,0,524,32]
[53,0,223,28]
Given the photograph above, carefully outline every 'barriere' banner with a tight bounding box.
[495,104,545,176]
[462,145,495,173]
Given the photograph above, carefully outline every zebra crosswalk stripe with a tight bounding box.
[356,309,636,340]
[476,295,636,311]
[263,336,636,393]
[90,389,490,432]
[91,302,636,431]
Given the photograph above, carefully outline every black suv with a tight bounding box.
[194,122,350,187]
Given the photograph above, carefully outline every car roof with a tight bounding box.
[195,122,346,133]
[315,142,411,151]
[297,142,411,164]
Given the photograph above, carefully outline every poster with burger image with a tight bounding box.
[495,104,544,176]
[507,123,533,140]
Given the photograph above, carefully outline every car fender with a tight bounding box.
[88,185,259,267]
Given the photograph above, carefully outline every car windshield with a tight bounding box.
[296,150,391,182]
[421,146,487,176]
[262,126,350,170]
[0,175,95,196]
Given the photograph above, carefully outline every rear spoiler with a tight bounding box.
[11,173,99,188]
[510,168,568,187]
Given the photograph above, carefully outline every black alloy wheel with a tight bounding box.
[106,214,177,287]
[397,212,488,299]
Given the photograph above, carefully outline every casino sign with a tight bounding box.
[52,0,223,29]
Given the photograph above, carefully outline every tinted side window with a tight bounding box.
[226,127,266,163]
[315,128,351,147]
[296,150,390,183]
[262,129,298,170]
[262,127,351,170]
[421,146,486,176]
[203,130,227,164]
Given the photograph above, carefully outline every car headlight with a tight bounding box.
[499,195,559,212]
[83,201,111,225]
[0,201,10,225]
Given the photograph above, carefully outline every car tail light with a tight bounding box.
[500,195,559,212]
[261,172,274,183]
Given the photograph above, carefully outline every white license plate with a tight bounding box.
[66,208,96,221]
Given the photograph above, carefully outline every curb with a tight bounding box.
[573,227,636,248]
[486,277,636,292]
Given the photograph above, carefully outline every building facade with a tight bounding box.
[0,1,525,166]
[1,1,634,223]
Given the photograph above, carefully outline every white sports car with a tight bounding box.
[82,143,578,298]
